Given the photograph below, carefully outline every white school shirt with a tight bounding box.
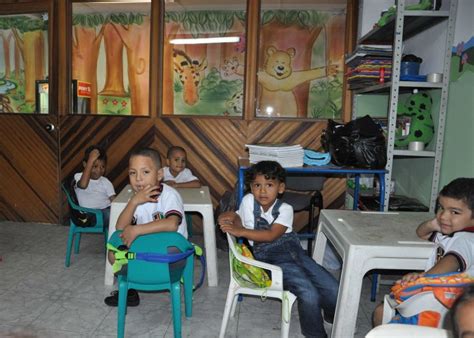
[132,184,188,239]
[74,173,115,209]
[425,230,474,276]
[163,167,198,183]
[237,194,293,246]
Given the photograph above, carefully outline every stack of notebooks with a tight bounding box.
[246,144,304,167]
[345,45,393,89]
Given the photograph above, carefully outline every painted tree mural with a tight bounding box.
[259,10,335,118]
[99,23,126,97]
[4,16,47,106]
[109,13,150,115]
[72,14,107,113]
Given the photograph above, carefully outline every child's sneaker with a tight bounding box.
[104,289,140,307]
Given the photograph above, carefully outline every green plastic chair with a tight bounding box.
[62,181,108,267]
[108,231,195,338]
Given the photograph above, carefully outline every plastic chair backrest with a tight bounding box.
[285,176,325,192]
[124,232,194,286]
[61,180,100,228]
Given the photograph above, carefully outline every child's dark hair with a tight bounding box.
[167,146,186,159]
[439,178,474,213]
[245,161,286,186]
[83,145,107,163]
[451,283,474,338]
[130,147,161,168]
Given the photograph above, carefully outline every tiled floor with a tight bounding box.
[0,221,391,337]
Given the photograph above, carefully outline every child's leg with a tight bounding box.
[298,253,339,322]
[282,264,328,337]
[108,250,115,264]
[372,303,384,327]
[255,239,334,337]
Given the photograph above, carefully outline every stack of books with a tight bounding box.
[245,144,304,167]
[345,44,393,67]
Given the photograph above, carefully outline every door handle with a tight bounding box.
[45,123,55,132]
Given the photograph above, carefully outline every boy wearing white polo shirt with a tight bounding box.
[104,147,187,307]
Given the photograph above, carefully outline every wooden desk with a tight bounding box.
[312,210,434,338]
[104,185,218,287]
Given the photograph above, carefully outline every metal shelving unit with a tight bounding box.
[351,0,458,212]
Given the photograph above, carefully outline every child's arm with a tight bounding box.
[416,217,441,240]
[400,255,460,283]
[115,186,156,230]
[77,149,100,189]
[120,215,180,248]
[169,179,201,188]
[218,211,286,243]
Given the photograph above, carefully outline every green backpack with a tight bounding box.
[232,243,271,288]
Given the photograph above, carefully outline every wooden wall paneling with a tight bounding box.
[0,115,60,222]
[155,118,247,204]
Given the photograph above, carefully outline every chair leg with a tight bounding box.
[219,286,238,338]
[307,203,315,256]
[65,225,75,267]
[170,283,182,338]
[281,291,297,338]
[117,283,128,338]
[185,213,193,238]
[371,272,379,302]
[74,232,81,254]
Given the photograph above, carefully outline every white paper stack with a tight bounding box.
[245,144,304,167]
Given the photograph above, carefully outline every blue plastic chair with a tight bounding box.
[62,181,108,267]
[108,231,195,338]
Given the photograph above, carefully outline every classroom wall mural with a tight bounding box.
[162,10,246,116]
[72,12,150,115]
[451,35,474,82]
[0,14,48,114]
[257,10,345,119]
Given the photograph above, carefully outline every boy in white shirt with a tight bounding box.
[104,147,187,307]
[163,146,201,188]
[74,145,115,226]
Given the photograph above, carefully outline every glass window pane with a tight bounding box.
[0,13,49,114]
[257,0,346,119]
[163,1,246,116]
[72,1,151,115]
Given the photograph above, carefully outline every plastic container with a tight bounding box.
[401,62,421,76]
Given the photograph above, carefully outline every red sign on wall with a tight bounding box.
[77,81,92,98]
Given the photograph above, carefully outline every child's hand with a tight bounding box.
[427,217,442,233]
[398,272,425,284]
[131,185,160,205]
[164,180,177,187]
[219,212,244,237]
[158,168,164,182]
[119,225,139,247]
[88,149,100,163]
[218,212,236,226]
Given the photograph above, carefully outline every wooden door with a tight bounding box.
[0,1,61,223]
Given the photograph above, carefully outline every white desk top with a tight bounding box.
[112,185,212,206]
[320,210,433,248]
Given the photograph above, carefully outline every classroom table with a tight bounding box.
[312,210,434,338]
[104,185,218,287]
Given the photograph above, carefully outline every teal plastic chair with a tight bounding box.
[62,181,108,267]
[108,231,195,338]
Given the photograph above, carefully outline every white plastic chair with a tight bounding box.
[382,291,450,328]
[219,233,297,338]
[365,323,452,338]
